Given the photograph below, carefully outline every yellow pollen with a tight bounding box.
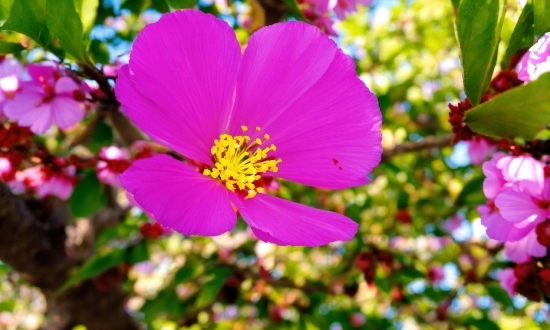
[256,126,261,131]
[202,128,281,199]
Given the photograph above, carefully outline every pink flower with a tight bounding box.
[517,32,550,82]
[333,0,373,20]
[495,178,550,235]
[0,157,11,179]
[4,63,86,134]
[0,57,23,119]
[443,214,464,233]
[427,265,445,284]
[481,152,511,200]
[20,165,74,200]
[96,146,131,187]
[116,10,382,246]
[504,230,546,262]
[103,59,125,78]
[498,268,516,297]
[466,136,496,165]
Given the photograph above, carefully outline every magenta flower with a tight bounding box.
[504,230,546,263]
[333,0,373,20]
[466,136,496,165]
[20,165,74,200]
[96,146,131,187]
[4,63,86,134]
[0,57,23,119]
[495,178,550,234]
[116,10,382,246]
[517,32,550,82]
[498,268,516,297]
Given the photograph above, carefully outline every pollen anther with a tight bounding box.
[203,127,281,199]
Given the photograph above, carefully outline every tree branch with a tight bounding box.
[0,183,140,329]
[382,134,453,161]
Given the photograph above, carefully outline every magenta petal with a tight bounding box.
[51,96,85,129]
[495,188,545,225]
[120,154,237,236]
[4,86,53,134]
[231,193,358,246]
[505,230,546,263]
[229,22,382,189]
[119,10,241,164]
[27,64,56,84]
[481,210,532,242]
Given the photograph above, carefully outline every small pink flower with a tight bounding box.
[0,157,11,179]
[103,59,125,78]
[478,202,532,242]
[96,146,131,187]
[481,152,511,200]
[504,230,546,262]
[495,178,550,234]
[427,265,445,284]
[498,268,516,297]
[0,57,23,119]
[443,214,464,233]
[116,10,382,246]
[20,165,74,200]
[466,136,496,165]
[333,0,373,20]
[4,63,86,134]
[517,32,550,82]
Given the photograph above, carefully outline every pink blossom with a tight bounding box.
[495,178,550,235]
[481,152,511,200]
[333,0,373,20]
[443,214,464,233]
[498,268,516,297]
[116,10,382,246]
[0,157,11,178]
[4,63,86,134]
[96,146,131,187]
[466,136,496,165]
[517,33,550,82]
[20,165,74,200]
[0,57,23,119]
[103,59,125,78]
[478,202,532,242]
[504,230,546,262]
[427,265,445,284]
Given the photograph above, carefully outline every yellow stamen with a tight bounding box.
[202,127,281,199]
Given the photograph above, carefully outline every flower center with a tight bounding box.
[202,125,281,199]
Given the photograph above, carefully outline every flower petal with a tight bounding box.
[495,188,545,226]
[505,230,546,263]
[120,154,237,236]
[229,22,381,189]
[51,96,85,129]
[481,210,533,242]
[119,10,241,164]
[4,85,53,134]
[27,64,56,84]
[231,192,358,246]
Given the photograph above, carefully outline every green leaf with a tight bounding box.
[1,0,63,58]
[0,0,13,22]
[456,0,504,106]
[126,241,149,264]
[151,0,170,12]
[485,283,513,307]
[165,0,197,9]
[533,0,550,36]
[456,175,486,206]
[86,119,113,153]
[89,39,110,64]
[69,171,107,218]
[502,2,534,69]
[174,263,204,283]
[195,267,231,308]
[74,0,99,34]
[281,0,306,21]
[59,247,126,292]
[464,73,550,140]
[45,0,90,63]
[450,0,460,11]
[0,40,23,54]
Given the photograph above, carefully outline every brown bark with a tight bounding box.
[0,183,139,329]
